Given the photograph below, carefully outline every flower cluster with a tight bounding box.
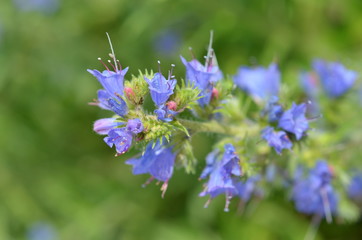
[87,33,361,229]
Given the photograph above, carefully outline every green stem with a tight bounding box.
[178,119,259,137]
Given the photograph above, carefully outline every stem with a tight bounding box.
[178,118,258,136]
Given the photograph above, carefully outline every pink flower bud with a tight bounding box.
[211,87,219,100]
[124,87,135,99]
[166,101,177,111]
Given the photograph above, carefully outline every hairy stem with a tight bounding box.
[178,119,259,137]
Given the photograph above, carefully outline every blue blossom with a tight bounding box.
[278,103,309,140]
[93,118,123,135]
[200,149,219,180]
[88,67,129,100]
[153,29,181,56]
[28,222,57,240]
[262,96,283,122]
[180,56,223,106]
[104,128,133,155]
[13,0,59,14]
[313,59,357,98]
[233,63,280,101]
[93,90,112,110]
[107,98,128,117]
[154,104,178,122]
[300,71,319,97]
[261,127,293,155]
[199,144,242,211]
[88,67,129,117]
[125,141,176,197]
[145,73,177,106]
[233,175,261,202]
[292,160,338,220]
[126,118,144,134]
[348,173,362,205]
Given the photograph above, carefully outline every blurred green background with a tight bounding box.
[1,0,362,239]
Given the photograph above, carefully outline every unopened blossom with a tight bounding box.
[278,103,309,140]
[126,118,144,134]
[154,104,178,122]
[234,63,280,101]
[93,118,123,135]
[313,59,357,98]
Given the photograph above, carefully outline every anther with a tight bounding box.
[188,47,195,59]
[116,60,122,71]
[107,60,117,72]
[98,57,110,71]
[157,60,161,74]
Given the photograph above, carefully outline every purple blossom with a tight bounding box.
[93,118,123,135]
[153,29,181,56]
[154,104,178,122]
[300,71,319,97]
[125,141,176,197]
[292,160,338,220]
[233,63,280,101]
[262,96,283,122]
[13,0,59,14]
[199,144,242,211]
[313,60,357,98]
[107,98,128,117]
[145,73,176,107]
[199,149,219,180]
[348,173,362,205]
[88,67,129,100]
[180,56,223,106]
[126,118,144,134]
[261,127,293,154]
[104,128,133,155]
[233,175,261,202]
[28,222,57,240]
[93,90,112,110]
[278,103,309,140]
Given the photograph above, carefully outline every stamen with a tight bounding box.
[157,60,161,74]
[142,176,155,188]
[106,32,119,72]
[168,64,175,80]
[98,57,110,71]
[188,47,196,59]
[117,60,122,71]
[161,181,169,198]
[320,187,332,223]
[107,60,117,72]
[224,192,232,212]
[204,198,211,208]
